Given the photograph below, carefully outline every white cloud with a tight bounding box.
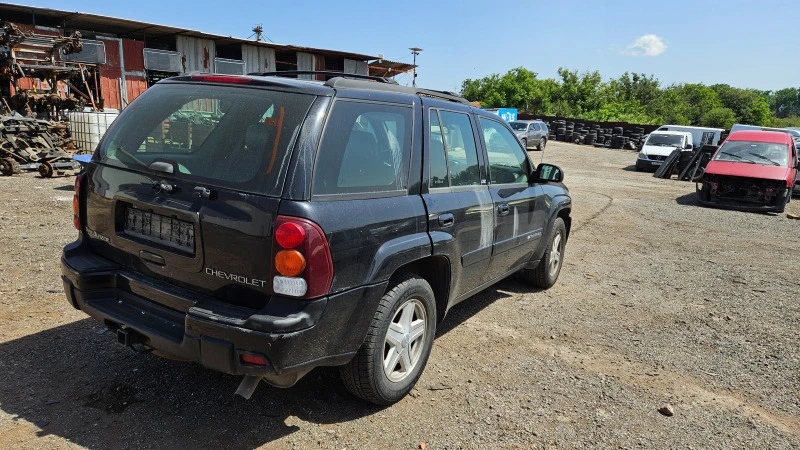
[622,34,667,57]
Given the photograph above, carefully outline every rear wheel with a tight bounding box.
[537,138,546,151]
[520,217,566,289]
[339,274,436,405]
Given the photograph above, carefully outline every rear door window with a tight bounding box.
[97,83,315,197]
[429,111,449,189]
[312,101,412,197]
[438,110,480,187]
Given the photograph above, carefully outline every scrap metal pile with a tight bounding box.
[0,20,88,177]
[0,114,78,177]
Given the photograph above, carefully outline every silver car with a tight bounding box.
[510,120,548,151]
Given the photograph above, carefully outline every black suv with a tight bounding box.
[61,72,572,405]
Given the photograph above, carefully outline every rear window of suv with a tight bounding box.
[96,83,315,197]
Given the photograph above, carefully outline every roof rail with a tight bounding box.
[323,78,470,105]
[247,70,397,84]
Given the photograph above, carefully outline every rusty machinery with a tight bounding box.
[0,21,90,177]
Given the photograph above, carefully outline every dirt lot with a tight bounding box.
[0,141,798,449]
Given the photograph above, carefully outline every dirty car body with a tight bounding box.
[697,130,798,212]
[60,73,571,404]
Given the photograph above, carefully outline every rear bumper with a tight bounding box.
[61,241,387,379]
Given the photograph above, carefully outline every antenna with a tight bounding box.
[252,25,263,42]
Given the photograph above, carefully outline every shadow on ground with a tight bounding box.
[0,278,530,449]
[675,192,700,206]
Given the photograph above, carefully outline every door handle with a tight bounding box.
[437,213,454,228]
[497,203,510,216]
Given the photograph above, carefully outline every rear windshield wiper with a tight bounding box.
[747,152,781,166]
[718,151,755,164]
[109,145,145,167]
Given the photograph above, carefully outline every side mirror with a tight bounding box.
[533,163,564,183]
[685,143,693,149]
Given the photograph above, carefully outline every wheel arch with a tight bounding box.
[388,255,451,323]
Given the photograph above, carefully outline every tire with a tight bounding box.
[38,161,54,178]
[340,274,437,405]
[0,158,14,176]
[776,189,790,213]
[521,138,527,150]
[537,138,546,151]
[520,217,566,289]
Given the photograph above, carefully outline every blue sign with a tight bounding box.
[496,108,518,122]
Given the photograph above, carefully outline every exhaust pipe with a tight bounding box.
[235,376,262,400]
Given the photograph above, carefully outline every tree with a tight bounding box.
[769,88,800,118]
[461,67,542,113]
[701,107,737,129]
[555,68,604,115]
[710,84,771,126]
[459,67,797,128]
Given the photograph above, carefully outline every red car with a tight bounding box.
[697,130,799,212]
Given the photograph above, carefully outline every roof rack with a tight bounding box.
[323,78,470,105]
[247,70,397,84]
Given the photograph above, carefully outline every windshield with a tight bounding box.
[713,140,789,167]
[646,133,684,147]
[96,83,315,196]
[509,122,528,131]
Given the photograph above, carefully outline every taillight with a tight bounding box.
[73,174,83,230]
[271,216,333,299]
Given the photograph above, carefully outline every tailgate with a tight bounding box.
[81,81,316,310]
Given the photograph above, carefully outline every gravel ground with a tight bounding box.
[0,141,798,449]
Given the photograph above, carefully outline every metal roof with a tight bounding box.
[367,59,416,78]
[0,2,379,61]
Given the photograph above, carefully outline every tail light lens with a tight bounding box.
[271,216,333,299]
[73,174,83,230]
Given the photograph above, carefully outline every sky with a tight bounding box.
[8,0,800,92]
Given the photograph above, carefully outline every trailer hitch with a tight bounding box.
[116,326,151,354]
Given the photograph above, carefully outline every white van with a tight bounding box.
[655,125,723,149]
[636,130,693,171]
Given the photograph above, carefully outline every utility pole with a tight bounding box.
[409,47,422,87]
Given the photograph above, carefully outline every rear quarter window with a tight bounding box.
[97,83,315,197]
[312,100,412,197]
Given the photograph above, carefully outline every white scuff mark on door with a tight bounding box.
[513,206,519,237]
[475,189,493,248]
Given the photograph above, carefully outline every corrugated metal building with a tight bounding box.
[0,3,384,110]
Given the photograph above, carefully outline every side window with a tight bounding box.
[480,118,529,184]
[313,101,412,196]
[439,111,480,187]
[530,123,540,131]
[429,111,449,188]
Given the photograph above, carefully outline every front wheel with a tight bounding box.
[520,217,566,289]
[340,274,437,405]
[521,138,527,150]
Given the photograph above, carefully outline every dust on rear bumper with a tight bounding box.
[61,242,386,377]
